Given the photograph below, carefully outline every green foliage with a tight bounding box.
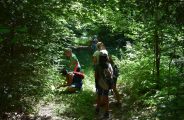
[73,38,89,46]
[0,0,184,119]
[119,48,155,94]
[117,41,184,119]
[0,51,47,113]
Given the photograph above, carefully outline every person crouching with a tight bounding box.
[59,68,84,93]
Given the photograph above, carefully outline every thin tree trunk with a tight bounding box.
[154,29,160,89]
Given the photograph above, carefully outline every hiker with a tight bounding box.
[58,68,84,93]
[109,55,121,104]
[95,51,113,118]
[91,37,98,51]
[92,42,109,92]
[93,42,108,66]
[64,48,81,72]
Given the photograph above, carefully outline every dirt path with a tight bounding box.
[36,102,75,120]
[35,92,127,120]
[37,103,59,120]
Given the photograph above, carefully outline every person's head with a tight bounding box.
[96,42,105,50]
[60,68,68,76]
[99,51,109,68]
[64,48,72,57]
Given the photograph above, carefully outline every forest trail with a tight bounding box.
[35,90,127,120]
[35,45,127,119]
[36,102,73,120]
[3,46,128,120]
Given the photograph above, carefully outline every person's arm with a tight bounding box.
[93,51,98,65]
[93,56,97,65]
[70,54,80,72]
[104,63,113,79]
[66,73,73,85]
[108,63,113,79]
[59,73,73,87]
[73,61,79,72]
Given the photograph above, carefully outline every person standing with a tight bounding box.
[93,42,109,89]
[95,52,113,118]
[91,38,98,51]
[92,42,112,118]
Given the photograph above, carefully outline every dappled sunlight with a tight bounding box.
[83,70,96,92]
[1,0,183,119]
[54,90,96,119]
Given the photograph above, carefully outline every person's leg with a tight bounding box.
[96,94,101,112]
[66,84,81,93]
[66,87,77,93]
[103,95,109,111]
[96,88,104,114]
[102,90,110,118]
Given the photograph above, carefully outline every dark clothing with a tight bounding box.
[95,63,113,96]
[71,73,83,89]
[96,86,109,96]
[113,77,118,85]
[76,67,81,72]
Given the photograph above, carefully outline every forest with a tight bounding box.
[0,0,184,120]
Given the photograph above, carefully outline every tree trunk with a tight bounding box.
[154,29,160,89]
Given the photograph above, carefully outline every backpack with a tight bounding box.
[97,63,113,90]
[112,64,119,79]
